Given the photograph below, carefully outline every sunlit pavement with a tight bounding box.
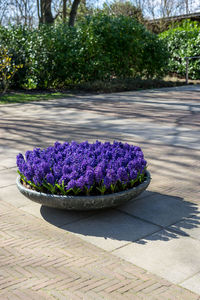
[0,85,200,299]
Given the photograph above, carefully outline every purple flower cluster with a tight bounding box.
[16,141,147,195]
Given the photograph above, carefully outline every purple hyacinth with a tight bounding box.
[76,176,86,190]
[70,171,79,180]
[25,150,32,161]
[85,168,95,185]
[95,166,104,183]
[23,167,33,181]
[63,165,72,175]
[117,167,129,182]
[129,169,138,180]
[103,176,112,189]
[67,179,77,190]
[41,161,50,174]
[46,173,55,185]
[16,140,147,195]
[58,175,70,185]
[106,169,118,183]
[53,165,62,180]
[16,153,25,171]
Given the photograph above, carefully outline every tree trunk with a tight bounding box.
[38,0,43,24]
[39,0,54,24]
[69,0,81,26]
[43,0,54,24]
[37,0,42,24]
[63,0,67,22]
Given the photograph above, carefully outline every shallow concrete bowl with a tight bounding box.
[16,171,151,211]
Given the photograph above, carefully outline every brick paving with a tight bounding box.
[0,199,199,300]
[0,85,200,299]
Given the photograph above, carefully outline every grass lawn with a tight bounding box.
[0,91,73,104]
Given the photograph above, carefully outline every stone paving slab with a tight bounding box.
[0,185,31,208]
[1,85,200,298]
[0,168,17,188]
[61,209,160,251]
[168,217,200,241]
[112,229,200,284]
[180,272,200,295]
[117,192,200,227]
[20,201,94,227]
[0,157,17,169]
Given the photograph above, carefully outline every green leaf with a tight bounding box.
[96,185,107,195]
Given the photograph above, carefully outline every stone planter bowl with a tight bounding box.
[16,171,151,211]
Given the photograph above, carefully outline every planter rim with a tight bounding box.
[16,170,151,210]
[16,170,151,200]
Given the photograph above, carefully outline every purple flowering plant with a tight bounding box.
[16,141,147,196]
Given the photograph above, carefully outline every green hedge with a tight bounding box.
[160,20,200,79]
[0,14,169,89]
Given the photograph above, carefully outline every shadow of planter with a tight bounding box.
[40,191,200,245]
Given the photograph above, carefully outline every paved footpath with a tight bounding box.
[0,85,200,299]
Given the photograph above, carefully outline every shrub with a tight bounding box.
[0,26,33,88]
[160,20,200,79]
[16,141,147,196]
[0,47,23,93]
[76,14,168,81]
[0,25,78,88]
[0,15,169,89]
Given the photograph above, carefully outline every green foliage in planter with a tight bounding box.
[0,15,168,89]
[160,20,200,79]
